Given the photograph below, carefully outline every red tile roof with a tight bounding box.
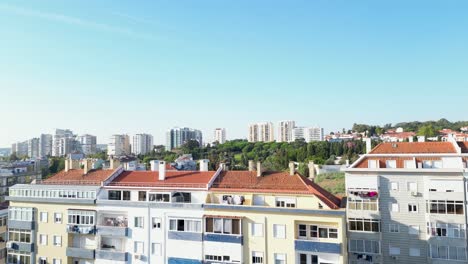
[211,171,341,209]
[43,169,115,185]
[370,142,457,154]
[108,170,217,188]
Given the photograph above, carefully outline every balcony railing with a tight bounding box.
[66,224,96,235]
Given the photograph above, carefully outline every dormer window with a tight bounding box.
[368,160,378,169]
[386,160,397,169]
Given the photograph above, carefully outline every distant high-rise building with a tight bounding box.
[12,141,28,157]
[38,134,53,157]
[27,138,40,158]
[292,126,324,142]
[108,134,131,156]
[77,134,97,155]
[278,120,296,142]
[132,134,154,155]
[214,128,226,144]
[166,127,203,150]
[52,129,77,157]
[248,122,274,142]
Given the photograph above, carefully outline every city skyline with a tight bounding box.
[2,0,468,147]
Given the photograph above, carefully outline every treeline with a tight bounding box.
[141,139,370,172]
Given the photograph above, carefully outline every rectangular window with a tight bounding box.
[138,191,147,201]
[275,197,296,208]
[108,190,121,200]
[8,229,32,243]
[152,217,161,229]
[368,160,378,168]
[389,245,400,255]
[410,248,421,257]
[408,204,418,213]
[427,200,464,215]
[122,191,131,200]
[53,235,62,246]
[273,224,286,239]
[40,234,48,245]
[148,192,170,202]
[348,218,380,232]
[53,259,61,264]
[390,182,399,191]
[67,210,95,225]
[39,257,47,264]
[40,212,48,223]
[169,218,202,232]
[54,213,62,223]
[408,182,417,192]
[134,217,144,228]
[274,253,286,264]
[391,203,399,212]
[347,197,378,211]
[252,223,264,237]
[252,251,264,264]
[152,243,161,256]
[134,241,144,254]
[349,239,380,254]
[389,224,399,233]
[386,160,397,168]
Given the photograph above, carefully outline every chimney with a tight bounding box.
[418,136,425,142]
[308,161,316,180]
[346,159,350,167]
[70,158,80,170]
[248,160,255,172]
[257,162,262,177]
[220,163,227,171]
[200,159,209,171]
[159,161,166,180]
[65,158,70,172]
[150,160,160,171]
[365,138,372,153]
[110,158,121,170]
[289,162,295,176]
[83,159,92,174]
[408,136,414,142]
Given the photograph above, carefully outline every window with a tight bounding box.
[348,218,380,232]
[122,191,131,200]
[40,234,48,245]
[431,245,467,261]
[408,204,418,213]
[408,182,417,192]
[138,191,147,201]
[273,224,286,239]
[410,248,421,257]
[408,225,419,235]
[427,222,465,238]
[299,224,307,238]
[349,239,380,254]
[297,224,338,239]
[390,203,399,212]
[427,200,464,214]
[251,223,264,237]
[152,243,161,256]
[54,213,62,223]
[7,252,31,264]
[252,251,264,264]
[423,160,433,168]
[169,218,202,232]
[108,190,121,200]
[205,255,231,262]
[404,160,415,168]
[40,212,48,223]
[389,245,400,255]
[386,160,397,168]
[274,253,286,264]
[8,229,32,243]
[390,182,399,191]
[389,224,399,233]
[53,259,61,264]
[134,241,144,254]
[368,160,378,168]
[148,192,170,202]
[8,207,34,221]
[134,217,144,228]
[68,210,95,225]
[347,197,378,211]
[275,197,296,208]
[53,235,62,246]
[152,217,161,229]
[39,257,47,264]
[205,217,240,235]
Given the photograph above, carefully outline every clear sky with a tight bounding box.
[1,0,468,147]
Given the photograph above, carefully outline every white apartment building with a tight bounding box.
[52,129,77,157]
[108,135,131,156]
[345,137,468,264]
[278,120,296,142]
[293,127,325,142]
[213,128,226,144]
[39,134,53,157]
[11,141,28,157]
[248,122,274,142]
[27,138,40,158]
[77,134,97,155]
[166,127,203,151]
[132,134,154,155]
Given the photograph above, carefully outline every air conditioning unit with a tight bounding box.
[134,254,142,260]
[411,191,418,196]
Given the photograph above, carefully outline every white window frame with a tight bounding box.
[275,197,296,208]
[408,203,418,213]
[273,224,286,239]
[389,245,401,255]
[251,223,264,237]
[386,160,397,168]
[40,212,48,223]
[152,242,161,256]
[252,251,264,264]
[389,224,399,233]
[134,241,144,254]
[54,213,62,224]
[134,217,144,228]
[53,235,62,246]
[274,253,286,264]
[390,203,399,212]
[152,217,161,229]
[390,182,399,191]
[40,234,48,245]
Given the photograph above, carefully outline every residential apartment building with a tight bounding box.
[132,134,154,155]
[77,134,97,155]
[345,138,468,264]
[0,208,6,264]
[213,128,226,144]
[293,127,325,142]
[27,138,40,159]
[108,134,131,156]
[248,122,274,142]
[278,120,296,142]
[52,129,78,157]
[6,159,346,264]
[11,141,28,157]
[166,127,203,151]
[0,161,43,202]
[38,134,53,157]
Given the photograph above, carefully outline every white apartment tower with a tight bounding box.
[292,126,324,142]
[278,120,295,142]
[108,134,131,156]
[213,128,226,144]
[27,138,40,158]
[166,127,203,151]
[52,129,77,157]
[132,133,154,155]
[38,134,53,157]
[248,122,274,142]
[77,134,97,155]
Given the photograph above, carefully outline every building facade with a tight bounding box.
[27,138,40,159]
[52,129,78,157]
[248,123,274,143]
[77,134,97,156]
[293,127,324,142]
[38,134,53,158]
[166,127,203,151]
[345,138,468,264]
[278,120,296,142]
[132,134,154,155]
[213,128,226,144]
[108,135,131,157]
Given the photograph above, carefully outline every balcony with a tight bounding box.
[66,224,96,235]
[96,250,128,262]
[295,240,341,254]
[203,233,243,244]
[66,247,95,259]
[97,215,128,237]
[7,220,35,230]
[6,242,34,252]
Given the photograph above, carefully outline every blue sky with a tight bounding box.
[1,0,468,147]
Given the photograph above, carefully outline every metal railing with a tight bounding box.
[106,182,208,188]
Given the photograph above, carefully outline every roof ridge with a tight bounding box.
[295,173,341,209]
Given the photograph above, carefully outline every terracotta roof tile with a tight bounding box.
[109,170,217,188]
[211,171,341,209]
[44,169,115,185]
[370,142,456,154]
